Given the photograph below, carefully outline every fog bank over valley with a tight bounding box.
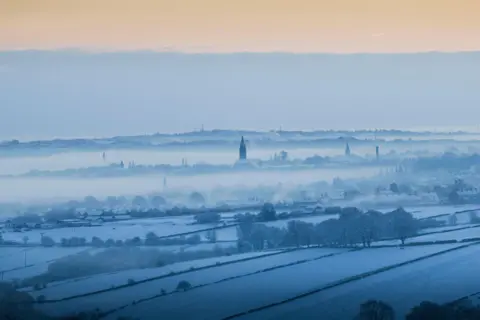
[3,52,480,320]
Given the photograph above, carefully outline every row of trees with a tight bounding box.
[65,192,206,210]
[236,207,419,251]
[40,233,203,248]
[355,299,480,320]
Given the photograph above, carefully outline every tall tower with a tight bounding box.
[239,136,247,160]
[375,145,380,161]
[345,142,351,157]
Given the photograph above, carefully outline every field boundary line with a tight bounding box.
[100,249,357,318]
[33,247,316,304]
[221,241,480,319]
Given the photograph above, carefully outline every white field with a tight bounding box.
[25,250,284,297]
[237,243,480,320]
[214,226,239,241]
[34,248,348,316]
[0,247,90,280]
[380,205,480,220]
[35,244,462,318]
[105,244,466,320]
[418,224,479,234]
[375,226,480,246]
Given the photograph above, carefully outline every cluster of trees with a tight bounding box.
[433,178,479,205]
[236,207,418,251]
[355,299,480,320]
[194,212,221,224]
[65,194,168,210]
[0,282,51,320]
[1,280,138,319]
[46,233,203,248]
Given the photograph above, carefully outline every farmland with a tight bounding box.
[32,243,465,318]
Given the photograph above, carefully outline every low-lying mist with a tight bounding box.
[0,166,382,204]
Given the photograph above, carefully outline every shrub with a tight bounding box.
[176,280,192,291]
[195,212,221,224]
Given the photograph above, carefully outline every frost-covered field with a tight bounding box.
[34,248,347,316]
[375,226,480,246]
[26,250,285,298]
[380,205,480,220]
[417,224,479,234]
[35,243,463,318]
[105,244,465,320]
[0,247,90,280]
[237,243,480,320]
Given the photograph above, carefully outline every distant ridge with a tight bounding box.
[0,129,474,145]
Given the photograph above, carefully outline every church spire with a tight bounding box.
[345,142,351,156]
[239,136,247,160]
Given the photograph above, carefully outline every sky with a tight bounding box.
[1,0,480,53]
[1,1,480,140]
[1,51,480,140]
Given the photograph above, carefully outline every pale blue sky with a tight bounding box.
[1,51,480,140]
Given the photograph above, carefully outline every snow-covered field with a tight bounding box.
[375,226,480,246]
[104,244,466,320]
[25,250,285,298]
[34,243,464,318]
[417,225,476,235]
[0,247,90,280]
[381,205,480,220]
[236,243,480,320]
[34,248,348,316]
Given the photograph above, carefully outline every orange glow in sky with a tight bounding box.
[1,0,480,52]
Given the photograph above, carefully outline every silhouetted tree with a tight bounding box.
[448,190,462,204]
[388,208,417,245]
[91,236,105,247]
[132,196,148,208]
[41,236,55,247]
[0,282,51,319]
[189,192,206,205]
[355,300,395,320]
[259,202,276,221]
[84,195,101,209]
[194,212,221,224]
[406,301,452,320]
[145,232,159,245]
[150,195,167,208]
[176,280,192,291]
[389,182,400,194]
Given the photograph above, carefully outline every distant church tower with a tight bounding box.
[345,142,351,157]
[239,136,247,160]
